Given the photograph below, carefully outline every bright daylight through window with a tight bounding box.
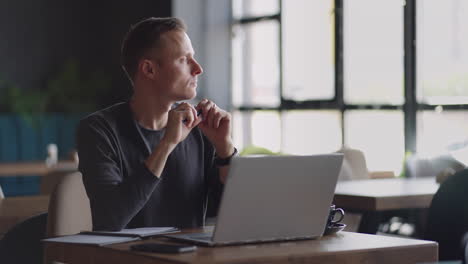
[231,0,468,176]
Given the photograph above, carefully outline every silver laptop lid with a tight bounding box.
[212,154,343,244]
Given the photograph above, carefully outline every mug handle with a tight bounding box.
[331,208,345,224]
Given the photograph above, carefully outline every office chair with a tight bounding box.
[406,153,465,179]
[336,146,370,181]
[337,147,412,235]
[40,167,78,195]
[0,184,46,264]
[46,171,92,237]
[0,213,47,264]
[334,147,371,232]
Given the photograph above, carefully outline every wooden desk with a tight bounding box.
[0,161,77,177]
[44,229,438,264]
[0,195,49,235]
[334,177,440,234]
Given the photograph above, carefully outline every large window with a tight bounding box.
[282,0,335,101]
[232,20,280,107]
[344,0,404,105]
[344,111,404,172]
[416,0,468,159]
[417,0,468,105]
[343,0,405,172]
[231,0,468,176]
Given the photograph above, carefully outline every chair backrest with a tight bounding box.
[406,154,465,178]
[40,167,78,195]
[0,213,47,264]
[46,171,92,237]
[336,146,369,181]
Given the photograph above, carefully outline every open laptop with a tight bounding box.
[166,154,343,246]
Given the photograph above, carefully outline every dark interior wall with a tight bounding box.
[0,0,171,107]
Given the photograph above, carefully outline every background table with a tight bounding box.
[0,161,78,196]
[44,228,438,264]
[334,177,440,234]
[0,161,77,177]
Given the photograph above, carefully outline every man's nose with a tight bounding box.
[192,59,203,76]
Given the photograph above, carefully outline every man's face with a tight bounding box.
[152,30,203,101]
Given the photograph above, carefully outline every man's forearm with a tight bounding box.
[145,140,176,178]
[214,140,235,159]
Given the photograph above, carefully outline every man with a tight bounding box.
[76,17,236,231]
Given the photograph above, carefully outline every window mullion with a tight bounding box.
[404,0,417,156]
[335,0,345,146]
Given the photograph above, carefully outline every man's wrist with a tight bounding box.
[214,147,238,167]
[214,141,235,159]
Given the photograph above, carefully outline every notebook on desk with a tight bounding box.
[42,227,179,246]
[165,154,344,246]
[80,227,179,238]
[42,234,140,246]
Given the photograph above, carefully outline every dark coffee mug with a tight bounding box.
[327,204,345,227]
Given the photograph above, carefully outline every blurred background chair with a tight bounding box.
[0,169,48,263]
[40,149,79,195]
[336,146,369,182]
[0,171,89,264]
[335,146,372,232]
[424,169,468,261]
[336,146,395,182]
[336,146,415,235]
[336,146,371,182]
[0,213,47,264]
[406,153,465,181]
[46,171,92,237]
[40,167,78,195]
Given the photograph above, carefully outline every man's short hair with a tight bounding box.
[121,17,187,83]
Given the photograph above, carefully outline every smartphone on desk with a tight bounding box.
[130,242,197,254]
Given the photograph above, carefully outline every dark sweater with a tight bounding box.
[76,102,223,231]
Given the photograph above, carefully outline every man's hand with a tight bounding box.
[146,103,202,177]
[196,99,234,158]
[162,102,202,147]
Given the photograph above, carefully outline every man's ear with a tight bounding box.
[140,59,157,80]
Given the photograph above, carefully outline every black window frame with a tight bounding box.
[231,0,468,173]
